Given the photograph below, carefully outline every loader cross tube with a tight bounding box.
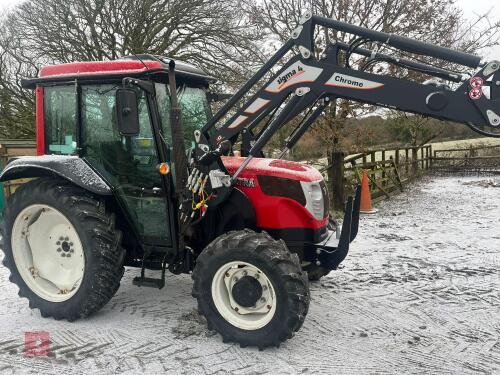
[311,15,481,68]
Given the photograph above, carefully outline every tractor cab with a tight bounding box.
[20,55,215,251]
[28,55,214,156]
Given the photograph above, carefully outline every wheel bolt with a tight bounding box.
[267,305,272,310]
[65,237,69,241]
[225,272,230,277]
[70,249,74,253]
[254,273,260,279]
[262,285,268,291]
[61,253,66,257]
[67,254,71,258]
[260,297,266,303]
[59,236,64,241]
[242,270,248,276]
[69,242,73,246]
[233,277,238,282]
[56,241,61,245]
[234,307,239,312]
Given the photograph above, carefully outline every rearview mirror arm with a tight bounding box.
[122,77,154,94]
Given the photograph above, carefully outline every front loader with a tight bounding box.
[1,13,499,349]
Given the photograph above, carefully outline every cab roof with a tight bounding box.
[21,54,215,89]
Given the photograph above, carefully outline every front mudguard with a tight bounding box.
[313,185,361,270]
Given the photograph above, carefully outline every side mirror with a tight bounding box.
[116,89,140,136]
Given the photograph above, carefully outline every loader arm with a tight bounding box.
[195,13,500,165]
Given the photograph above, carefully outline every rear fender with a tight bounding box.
[0,155,112,196]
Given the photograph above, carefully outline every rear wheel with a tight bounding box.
[1,178,125,320]
[192,230,309,349]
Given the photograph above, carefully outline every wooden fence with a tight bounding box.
[321,142,500,210]
[431,144,500,172]
[0,140,37,208]
[321,144,433,209]
[346,145,432,201]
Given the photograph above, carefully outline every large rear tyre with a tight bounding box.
[1,178,125,321]
[192,230,309,349]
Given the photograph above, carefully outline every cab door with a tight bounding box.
[79,83,172,247]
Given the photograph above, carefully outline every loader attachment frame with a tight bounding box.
[313,185,361,271]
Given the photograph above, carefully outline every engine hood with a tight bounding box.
[221,156,323,182]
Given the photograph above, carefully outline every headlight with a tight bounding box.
[300,180,327,220]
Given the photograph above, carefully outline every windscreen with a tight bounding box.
[155,83,211,150]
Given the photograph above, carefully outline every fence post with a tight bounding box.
[411,147,418,176]
[429,145,433,168]
[427,147,429,168]
[420,147,425,169]
[405,148,409,175]
[395,149,400,167]
[381,150,386,185]
[426,146,430,169]
[330,151,345,211]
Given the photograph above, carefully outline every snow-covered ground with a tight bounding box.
[0,173,499,374]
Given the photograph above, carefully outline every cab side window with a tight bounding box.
[44,86,77,155]
[81,84,157,184]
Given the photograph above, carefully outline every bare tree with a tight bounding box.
[0,33,38,139]
[0,0,266,138]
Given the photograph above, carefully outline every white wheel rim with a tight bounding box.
[211,261,277,330]
[11,204,85,303]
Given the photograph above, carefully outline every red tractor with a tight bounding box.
[1,13,498,349]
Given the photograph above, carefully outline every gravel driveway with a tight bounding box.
[0,173,499,374]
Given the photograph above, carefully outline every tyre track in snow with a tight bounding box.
[0,174,499,374]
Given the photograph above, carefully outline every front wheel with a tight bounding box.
[192,230,310,349]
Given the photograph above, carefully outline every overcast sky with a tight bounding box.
[0,0,498,59]
[455,0,500,58]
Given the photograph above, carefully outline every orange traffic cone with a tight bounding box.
[360,169,376,214]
